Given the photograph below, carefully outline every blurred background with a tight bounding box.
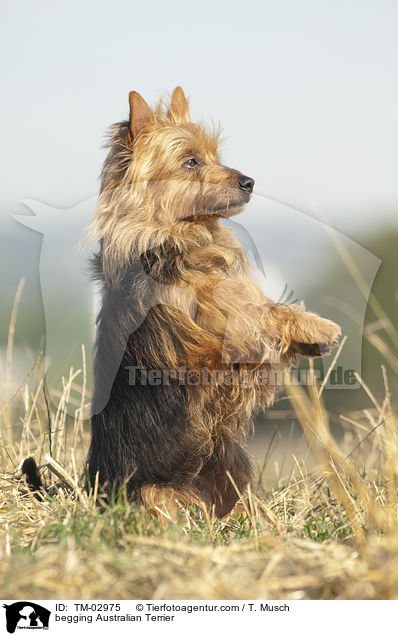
[1,0,397,478]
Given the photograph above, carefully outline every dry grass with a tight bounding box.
[1,286,398,600]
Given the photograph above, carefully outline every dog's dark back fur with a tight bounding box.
[89,240,253,516]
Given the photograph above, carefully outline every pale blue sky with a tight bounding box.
[1,0,398,237]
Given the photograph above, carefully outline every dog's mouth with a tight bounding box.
[209,201,244,213]
[203,199,248,219]
[176,192,251,223]
[181,203,244,223]
[201,193,251,217]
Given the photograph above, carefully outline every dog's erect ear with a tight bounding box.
[129,91,154,140]
[169,86,190,122]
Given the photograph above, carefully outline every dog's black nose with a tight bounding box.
[238,175,255,193]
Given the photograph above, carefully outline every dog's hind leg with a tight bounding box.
[140,484,202,522]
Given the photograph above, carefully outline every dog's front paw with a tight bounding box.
[290,340,336,357]
[290,313,341,357]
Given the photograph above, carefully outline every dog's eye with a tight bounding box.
[183,157,201,169]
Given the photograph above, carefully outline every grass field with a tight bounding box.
[1,285,398,600]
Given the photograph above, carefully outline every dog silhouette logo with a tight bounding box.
[3,602,50,633]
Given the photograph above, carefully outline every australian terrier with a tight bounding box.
[87,87,341,518]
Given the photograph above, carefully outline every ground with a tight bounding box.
[1,362,398,600]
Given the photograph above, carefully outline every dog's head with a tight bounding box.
[101,87,254,226]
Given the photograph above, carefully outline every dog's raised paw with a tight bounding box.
[290,340,335,357]
[289,314,341,357]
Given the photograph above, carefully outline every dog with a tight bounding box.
[86,87,341,518]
